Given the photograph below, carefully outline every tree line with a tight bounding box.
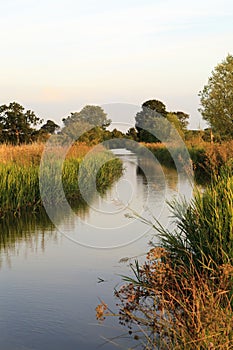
[0,54,232,145]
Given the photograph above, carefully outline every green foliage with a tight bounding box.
[135,100,168,142]
[0,163,40,213]
[199,54,233,140]
[126,127,138,141]
[0,150,123,215]
[62,105,111,129]
[166,113,185,138]
[156,164,233,268]
[172,111,189,130]
[142,99,167,117]
[0,102,42,144]
[135,100,189,143]
[61,105,113,144]
[98,165,233,349]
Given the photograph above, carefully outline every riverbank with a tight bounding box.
[97,163,233,349]
[0,143,123,216]
[137,140,233,183]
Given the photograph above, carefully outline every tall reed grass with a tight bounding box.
[156,163,233,269]
[97,163,233,349]
[140,141,233,183]
[0,143,123,215]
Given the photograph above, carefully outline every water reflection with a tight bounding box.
[0,149,193,350]
[0,150,182,255]
[53,151,181,248]
[0,203,90,267]
[137,157,178,191]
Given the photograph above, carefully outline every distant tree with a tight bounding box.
[61,120,93,143]
[135,100,189,142]
[111,128,124,139]
[199,54,233,140]
[142,100,167,117]
[166,113,185,138]
[135,99,168,142]
[61,105,111,144]
[172,111,189,131]
[0,102,42,144]
[79,126,106,145]
[62,105,111,129]
[126,127,138,141]
[40,120,60,134]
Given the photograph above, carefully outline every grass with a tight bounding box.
[97,163,233,349]
[156,164,233,269]
[139,140,233,183]
[0,142,123,215]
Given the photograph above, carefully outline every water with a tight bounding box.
[0,150,192,350]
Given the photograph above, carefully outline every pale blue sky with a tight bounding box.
[0,0,233,128]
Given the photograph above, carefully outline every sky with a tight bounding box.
[0,0,233,129]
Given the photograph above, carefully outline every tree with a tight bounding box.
[40,120,60,134]
[61,105,111,144]
[142,99,167,117]
[62,105,111,129]
[135,100,189,142]
[166,113,185,138]
[135,99,168,142]
[0,102,42,144]
[126,127,138,141]
[199,54,233,140]
[172,111,189,131]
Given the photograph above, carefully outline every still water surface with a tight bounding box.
[0,150,192,350]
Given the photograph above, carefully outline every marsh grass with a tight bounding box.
[0,143,123,215]
[97,164,233,349]
[156,164,233,269]
[140,141,233,183]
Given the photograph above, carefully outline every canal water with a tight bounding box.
[0,149,192,350]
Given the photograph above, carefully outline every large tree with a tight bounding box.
[135,100,189,142]
[61,105,111,143]
[141,99,167,117]
[199,54,233,140]
[135,99,168,142]
[0,102,42,144]
[62,105,111,129]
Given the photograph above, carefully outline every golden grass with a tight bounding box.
[0,142,94,165]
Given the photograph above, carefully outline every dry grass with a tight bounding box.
[0,143,44,165]
[0,142,93,165]
[138,141,233,183]
[97,251,233,349]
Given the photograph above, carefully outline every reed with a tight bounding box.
[140,141,233,183]
[0,143,123,215]
[97,163,233,349]
[156,163,233,269]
